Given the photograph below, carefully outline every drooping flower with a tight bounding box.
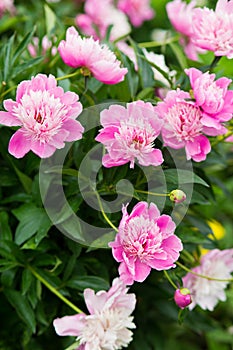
[166,0,205,60]
[174,288,192,309]
[117,0,154,27]
[95,101,164,168]
[192,0,233,58]
[0,0,15,18]
[183,249,233,311]
[58,26,128,85]
[185,67,233,135]
[109,202,183,285]
[28,35,57,58]
[75,0,131,41]
[53,278,136,350]
[155,89,211,162]
[0,74,84,158]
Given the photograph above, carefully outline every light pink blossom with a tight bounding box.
[166,0,205,60]
[0,0,15,17]
[155,89,211,162]
[58,26,128,85]
[192,0,233,58]
[75,0,131,41]
[109,202,183,285]
[0,74,84,158]
[183,249,233,311]
[95,101,164,168]
[117,0,154,27]
[185,67,233,135]
[53,278,136,350]
[28,35,57,58]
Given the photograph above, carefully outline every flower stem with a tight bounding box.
[211,130,233,146]
[28,265,83,314]
[56,70,81,81]
[164,270,178,289]
[135,189,168,197]
[209,56,222,72]
[176,261,233,282]
[95,191,118,232]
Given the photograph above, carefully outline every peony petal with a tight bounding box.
[0,111,21,126]
[53,314,85,337]
[63,119,84,142]
[8,130,31,158]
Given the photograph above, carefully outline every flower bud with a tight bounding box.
[169,189,186,203]
[174,288,192,309]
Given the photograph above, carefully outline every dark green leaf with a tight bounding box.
[66,276,109,291]
[0,212,12,240]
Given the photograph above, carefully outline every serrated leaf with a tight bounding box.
[4,289,36,333]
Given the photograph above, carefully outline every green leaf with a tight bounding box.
[44,4,56,34]
[12,56,44,79]
[3,33,15,81]
[66,276,109,292]
[169,42,188,70]
[7,157,33,194]
[164,169,209,187]
[12,27,36,65]
[21,269,34,296]
[0,212,12,240]
[3,289,36,333]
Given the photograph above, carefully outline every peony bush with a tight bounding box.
[0,0,233,349]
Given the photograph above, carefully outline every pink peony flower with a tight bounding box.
[166,0,205,61]
[0,0,15,18]
[53,278,136,349]
[75,0,131,41]
[28,35,57,58]
[155,89,211,162]
[95,101,164,168]
[174,288,192,309]
[117,0,154,27]
[192,0,233,58]
[109,202,183,285]
[58,26,128,85]
[183,249,233,311]
[0,74,84,158]
[185,68,233,135]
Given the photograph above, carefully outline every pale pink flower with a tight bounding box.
[75,0,131,41]
[0,74,83,158]
[58,27,128,85]
[53,278,136,350]
[109,202,183,285]
[28,35,57,58]
[155,89,211,162]
[166,0,205,60]
[185,68,233,135]
[183,249,233,311]
[192,0,233,58]
[117,0,154,27]
[0,0,15,17]
[95,101,164,168]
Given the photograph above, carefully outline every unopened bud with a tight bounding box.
[174,288,192,309]
[169,189,186,203]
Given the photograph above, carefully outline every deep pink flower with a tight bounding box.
[95,101,164,168]
[185,68,233,135]
[192,0,233,58]
[183,249,233,311]
[174,288,192,309]
[53,278,136,349]
[117,0,154,27]
[75,0,130,41]
[58,27,128,85]
[166,0,205,60]
[0,74,84,158]
[109,202,183,285]
[155,89,211,162]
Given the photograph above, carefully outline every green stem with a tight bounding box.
[95,191,118,232]
[164,270,178,289]
[211,130,233,146]
[28,265,83,314]
[56,70,81,81]
[209,56,222,72]
[176,261,233,282]
[138,35,179,48]
[0,85,17,99]
[135,189,168,197]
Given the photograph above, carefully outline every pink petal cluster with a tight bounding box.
[166,0,205,61]
[58,27,128,85]
[75,0,131,41]
[53,278,136,350]
[185,68,233,135]
[155,89,211,162]
[28,35,57,58]
[117,0,155,27]
[183,249,233,311]
[95,101,164,168]
[0,0,15,18]
[109,202,183,285]
[192,0,233,58]
[0,74,84,158]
